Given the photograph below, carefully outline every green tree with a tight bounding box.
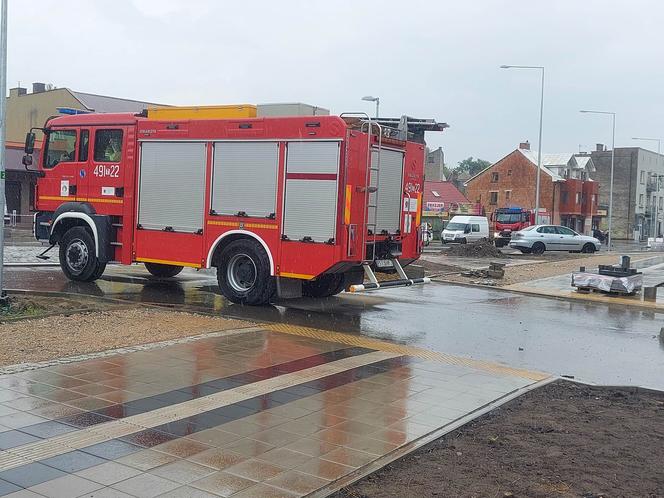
[456,157,492,176]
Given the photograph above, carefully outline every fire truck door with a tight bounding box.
[38,129,81,205]
[85,128,125,207]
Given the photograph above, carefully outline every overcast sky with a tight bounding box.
[9,1,664,166]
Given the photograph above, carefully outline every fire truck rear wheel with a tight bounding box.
[144,262,184,278]
[302,274,345,298]
[59,226,103,282]
[217,239,275,305]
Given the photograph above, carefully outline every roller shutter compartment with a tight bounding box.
[138,142,207,233]
[212,141,279,217]
[368,148,404,234]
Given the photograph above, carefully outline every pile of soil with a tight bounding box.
[445,240,505,258]
[333,380,664,498]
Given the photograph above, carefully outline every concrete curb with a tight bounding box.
[431,277,664,313]
[312,375,559,498]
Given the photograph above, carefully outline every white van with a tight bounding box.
[442,215,489,244]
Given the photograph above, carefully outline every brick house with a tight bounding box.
[464,142,602,234]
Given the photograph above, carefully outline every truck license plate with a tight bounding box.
[375,259,394,269]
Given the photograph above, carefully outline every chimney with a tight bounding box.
[519,141,530,150]
[596,143,605,152]
[9,87,26,98]
[32,82,46,94]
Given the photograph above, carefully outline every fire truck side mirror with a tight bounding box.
[24,132,35,154]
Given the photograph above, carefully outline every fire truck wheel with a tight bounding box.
[302,274,345,298]
[59,226,102,282]
[144,262,184,278]
[217,239,275,305]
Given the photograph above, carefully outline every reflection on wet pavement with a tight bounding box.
[0,327,543,497]
[5,264,664,389]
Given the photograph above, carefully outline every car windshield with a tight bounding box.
[496,213,521,223]
[445,222,467,231]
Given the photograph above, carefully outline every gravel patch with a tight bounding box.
[0,308,252,367]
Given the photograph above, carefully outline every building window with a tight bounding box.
[505,190,511,202]
[641,171,646,184]
[431,190,440,197]
[561,191,568,204]
[575,192,581,204]
[660,197,663,210]
[489,191,498,205]
[592,194,597,206]
[507,169,512,176]
[639,194,644,207]
[491,172,499,182]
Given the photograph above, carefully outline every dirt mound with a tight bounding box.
[445,240,505,258]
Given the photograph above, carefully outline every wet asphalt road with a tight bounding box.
[5,265,664,390]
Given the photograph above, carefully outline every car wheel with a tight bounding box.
[144,262,183,278]
[531,242,545,255]
[582,243,596,254]
[59,226,103,282]
[217,239,275,305]
[460,238,467,245]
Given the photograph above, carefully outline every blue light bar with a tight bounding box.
[56,107,92,115]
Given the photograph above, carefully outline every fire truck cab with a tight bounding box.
[25,108,447,305]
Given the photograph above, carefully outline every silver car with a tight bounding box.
[509,225,601,255]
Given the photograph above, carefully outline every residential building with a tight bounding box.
[5,83,161,223]
[422,180,475,236]
[590,145,664,240]
[465,142,601,234]
[425,146,446,181]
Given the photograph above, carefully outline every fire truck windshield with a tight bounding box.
[44,130,76,168]
[496,213,521,223]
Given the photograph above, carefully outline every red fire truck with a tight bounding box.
[492,206,551,247]
[23,109,446,304]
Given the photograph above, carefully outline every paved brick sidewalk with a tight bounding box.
[0,325,550,497]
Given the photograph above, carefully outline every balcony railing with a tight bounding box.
[646,177,659,192]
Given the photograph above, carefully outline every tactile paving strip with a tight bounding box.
[262,323,549,381]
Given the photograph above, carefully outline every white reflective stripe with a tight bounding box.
[51,213,99,257]
[206,230,274,274]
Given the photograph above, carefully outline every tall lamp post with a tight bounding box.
[0,0,7,301]
[361,95,380,118]
[500,65,544,224]
[632,137,661,238]
[581,110,616,252]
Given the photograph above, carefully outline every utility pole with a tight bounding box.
[500,65,545,223]
[0,0,8,302]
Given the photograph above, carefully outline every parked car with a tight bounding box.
[441,215,489,244]
[509,225,601,254]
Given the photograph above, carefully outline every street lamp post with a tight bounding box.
[0,0,7,301]
[581,110,616,252]
[500,65,544,224]
[632,137,661,238]
[361,95,380,118]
